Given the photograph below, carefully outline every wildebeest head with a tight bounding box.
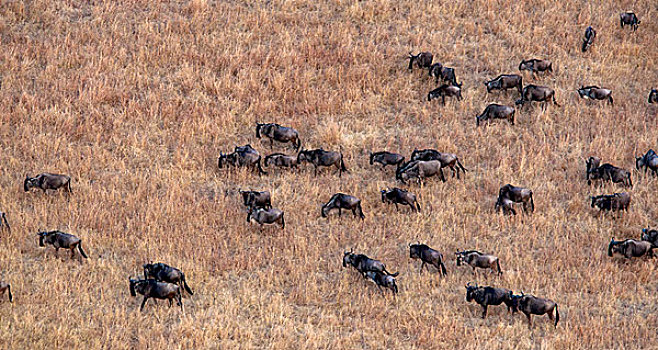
[24,175,34,192]
[342,249,354,267]
[409,243,423,259]
[641,227,658,246]
[255,123,266,139]
[465,282,478,302]
[129,278,138,296]
[518,60,530,71]
[455,251,464,266]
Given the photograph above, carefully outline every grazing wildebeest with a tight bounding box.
[129,278,183,312]
[0,212,10,232]
[409,243,447,276]
[381,188,421,212]
[366,271,398,294]
[591,192,631,212]
[465,283,516,318]
[396,160,445,184]
[247,207,285,229]
[0,282,12,303]
[343,250,398,277]
[495,184,534,215]
[476,104,515,126]
[256,123,301,150]
[484,74,523,94]
[635,149,658,176]
[608,238,654,259]
[577,86,613,106]
[297,148,347,177]
[641,227,658,247]
[429,63,461,87]
[143,262,194,296]
[585,157,632,187]
[239,190,272,210]
[515,85,559,110]
[649,89,658,104]
[510,293,559,329]
[370,151,405,170]
[322,193,364,219]
[428,84,463,105]
[218,144,267,175]
[38,230,88,260]
[455,250,503,275]
[264,153,298,169]
[620,12,640,31]
[408,52,433,70]
[582,26,596,52]
[518,59,553,75]
[410,149,467,179]
[24,173,72,193]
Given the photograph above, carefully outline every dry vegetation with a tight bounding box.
[0,0,657,348]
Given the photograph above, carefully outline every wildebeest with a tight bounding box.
[369,151,405,170]
[264,153,298,169]
[511,293,559,329]
[591,192,631,212]
[635,149,658,176]
[247,207,285,229]
[37,230,88,260]
[381,188,421,212]
[366,271,398,294]
[409,243,446,276]
[456,250,503,276]
[428,84,462,105]
[585,157,632,187]
[577,86,613,106]
[429,63,461,87]
[343,250,398,277]
[608,238,654,259]
[484,74,523,94]
[0,282,12,303]
[0,212,10,232]
[476,104,515,126]
[620,12,640,31]
[641,227,658,247]
[396,160,445,184]
[256,123,301,150]
[408,52,433,70]
[582,26,596,52]
[518,59,553,75]
[410,149,467,179]
[239,190,272,210]
[24,173,72,193]
[495,184,534,215]
[143,262,194,296]
[465,283,516,318]
[129,278,183,312]
[515,85,559,110]
[297,148,347,177]
[218,144,267,175]
[322,193,364,219]
[649,89,658,104]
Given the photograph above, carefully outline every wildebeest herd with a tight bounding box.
[0,10,655,331]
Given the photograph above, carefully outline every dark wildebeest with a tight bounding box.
[247,207,285,229]
[591,192,631,212]
[641,227,658,247]
[396,160,445,184]
[577,86,613,106]
[239,190,272,210]
[409,243,447,276]
[410,149,467,179]
[38,230,88,260]
[24,173,72,193]
[636,149,658,176]
[297,148,347,177]
[518,59,553,75]
[476,104,515,126]
[0,282,12,303]
[0,212,10,232]
[649,89,658,104]
[515,85,559,111]
[264,153,298,169]
[465,283,516,318]
[381,188,421,212]
[582,26,596,52]
[510,293,559,329]
[428,84,463,105]
[408,52,433,70]
[218,144,267,175]
[256,123,301,150]
[429,63,461,87]
[585,157,632,187]
[484,74,523,94]
[365,271,398,294]
[143,262,194,296]
[455,250,503,276]
[495,184,534,215]
[369,151,405,170]
[608,238,654,259]
[129,278,183,312]
[620,12,640,31]
[322,193,364,219]
[342,250,398,277]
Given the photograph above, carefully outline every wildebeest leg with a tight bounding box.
[439,168,446,182]
[419,262,425,273]
[54,247,59,258]
[140,296,149,311]
[394,203,399,211]
[169,298,173,308]
[70,247,76,259]
[338,208,342,217]
[270,138,274,150]
[314,165,318,176]
[481,305,488,319]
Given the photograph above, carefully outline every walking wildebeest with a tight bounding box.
[38,230,88,260]
[577,86,613,106]
[465,283,516,318]
[381,188,421,212]
[24,173,72,193]
[428,84,462,105]
[143,262,194,296]
[410,149,467,179]
[264,153,298,169]
[484,74,523,94]
[476,104,515,126]
[409,243,447,276]
[408,52,433,70]
[635,149,658,176]
[582,26,596,52]
[518,59,553,75]
[641,227,658,247]
[585,157,631,187]
[608,238,654,259]
[256,123,301,150]
[495,184,534,215]
[239,190,272,210]
[515,85,559,111]
[396,160,445,184]
[429,63,461,87]
[297,148,347,177]
[322,193,364,219]
[343,250,398,277]
[0,212,10,232]
[247,207,285,229]
[510,293,559,329]
[129,278,183,312]
[366,271,398,294]
[370,151,405,170]
[455,250,503,275]
[620,12,640,31]
[0,282,12,303]
[218,144,267,175]
[649,89,658,104]
[591,192,631,212]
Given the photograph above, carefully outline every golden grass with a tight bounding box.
[0,0,657,348]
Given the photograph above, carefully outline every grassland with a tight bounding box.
[0,0,656,348]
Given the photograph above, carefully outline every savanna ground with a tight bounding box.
[0,0,657,348]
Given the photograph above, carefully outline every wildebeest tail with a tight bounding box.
[415,199,421,212]
[357,202,365,220]
[552,93,560,107]
[626,172,632,188]
[78,243,88,259]
[280,212,285,229]
[608,95,614,106]
[67,178,72,193]
[439,261,447,276]
[530,191,535,212]
[340,153,348,173]
[7,284,12,303]
[182,274,194,295]
[496,259,503,275]
[2,213,10,231]
[554,304,559,327]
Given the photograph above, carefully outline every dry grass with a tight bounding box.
[0,0,657,348]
